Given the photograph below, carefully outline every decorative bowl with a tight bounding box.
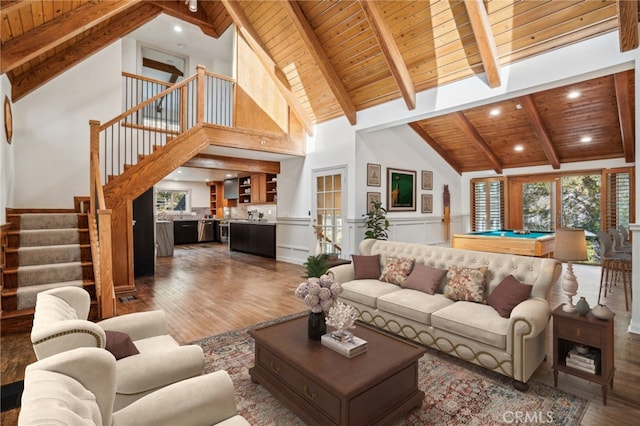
[591,304,615,320]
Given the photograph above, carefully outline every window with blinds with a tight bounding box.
[604,170,632,231]
[471,178,505,231]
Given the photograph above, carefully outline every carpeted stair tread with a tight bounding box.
[17,244,82,266]
[17,262,83,287]
[16,281,84,310]
[19,229,80,247]
[20,213,79,230]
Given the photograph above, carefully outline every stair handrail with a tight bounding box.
[89,120,115,319]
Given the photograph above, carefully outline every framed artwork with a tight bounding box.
[387,168,416,211]
[367,163,381,186]
[366,192,381,213]
[421,194,433,214]
[421,170,433,190]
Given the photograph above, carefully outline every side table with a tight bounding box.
[551,305,614,405]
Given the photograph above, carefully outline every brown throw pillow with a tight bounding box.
[379,257,415,285]
[402,264,447,294]
[443,266,488,303]
[487,275,533,318]
[352,254,381,279]
[105,330,140,360]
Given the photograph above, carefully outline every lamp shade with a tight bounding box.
[554,228,588,261]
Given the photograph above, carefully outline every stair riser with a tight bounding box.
[2,265,94,289]
[2,284,97,311]
[4,245,92,268]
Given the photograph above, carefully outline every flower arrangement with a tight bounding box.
[295,274,342,313]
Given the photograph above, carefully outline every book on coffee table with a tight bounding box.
[321,334,368,358]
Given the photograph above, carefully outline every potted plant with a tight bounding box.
[303,254,329,278]
[362,200,389,240]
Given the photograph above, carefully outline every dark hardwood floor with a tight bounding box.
[2,242,639,425]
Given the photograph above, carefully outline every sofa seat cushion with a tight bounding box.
[431,302,508,349]
[340,280,400,307]
[377,290,454,325]
[132,335,179,353]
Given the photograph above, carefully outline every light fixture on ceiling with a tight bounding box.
[489,108,501,117]
[186,0,197,12]
[580,136,592,143]
[514,145,524,152]
[567,90,581,99]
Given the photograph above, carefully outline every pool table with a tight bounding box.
[452,230,555,257]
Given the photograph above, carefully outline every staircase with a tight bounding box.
[1,210,98,333]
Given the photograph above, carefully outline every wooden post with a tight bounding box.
[443,185,451,242]
[196,65,206,124]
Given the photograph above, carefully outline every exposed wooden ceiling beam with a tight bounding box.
[11,4,161,102]
[613,72,635,162]
[616,0,639,52]
[0,0,140,75]
[184,154,280,174]
[518,95,561,169]
[282,1,357,126]
[464,0,501,88]
[408,122,462,175]
[451,112,503,174]
[221,0,314,136]
[142,58,184,83]
[152,0,220,38]
[359,0,416,110]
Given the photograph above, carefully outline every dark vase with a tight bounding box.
[308,311,326,340]
[575,297,590,316]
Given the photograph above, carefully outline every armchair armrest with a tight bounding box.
[39,287,91,320]
[31,319,106,360]
[112,371,241,426]
[114,345,204,395]
[98,310,167,340]
[506,297,551,355]
[328,263,355,284]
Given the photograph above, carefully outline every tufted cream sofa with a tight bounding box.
[329,239,562,388]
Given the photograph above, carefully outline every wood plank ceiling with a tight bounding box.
[1,0,637,174]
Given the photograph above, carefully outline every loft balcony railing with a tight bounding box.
[93,66,234,183]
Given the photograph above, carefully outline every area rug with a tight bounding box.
[194,313,588,425]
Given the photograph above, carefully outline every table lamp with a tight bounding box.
[553,228,588,313]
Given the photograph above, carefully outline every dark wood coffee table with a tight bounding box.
[249,315,426,425]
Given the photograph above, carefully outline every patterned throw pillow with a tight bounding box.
[379,256,415,285]
[443,266,488,303]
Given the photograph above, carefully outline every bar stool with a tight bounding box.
[598,258,632,311]
[597,230,632,311]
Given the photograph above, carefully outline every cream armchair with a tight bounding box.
[31,286,205,410]
[19,347,250,426]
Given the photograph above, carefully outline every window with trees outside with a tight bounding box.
[470,167,634,263]
[156,189,189,212]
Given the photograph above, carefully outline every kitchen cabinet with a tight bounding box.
[209,181,237,217]
[229,222,276,258]
[133,188,155,277]
[173,220,198,244]
[236,173,278,204]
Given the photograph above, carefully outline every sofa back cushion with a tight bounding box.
[359,239,561,300]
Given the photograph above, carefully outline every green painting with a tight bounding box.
[387,168,416,211]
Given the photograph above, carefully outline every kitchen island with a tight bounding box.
[229,221,276,258]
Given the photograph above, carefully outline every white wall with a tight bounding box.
[12,42,122,208]
[0,74,14,224]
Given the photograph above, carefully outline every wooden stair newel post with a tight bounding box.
[443,185,451,242]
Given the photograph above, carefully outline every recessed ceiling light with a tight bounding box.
[567,90,581,99]
[174,25,183,33]
[514,145,524,152]
[225,174,233,178]
[177,170,182,173]
[489,108,501,117]
[580,136,592,143]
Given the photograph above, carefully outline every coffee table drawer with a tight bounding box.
[257,347,340,421]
